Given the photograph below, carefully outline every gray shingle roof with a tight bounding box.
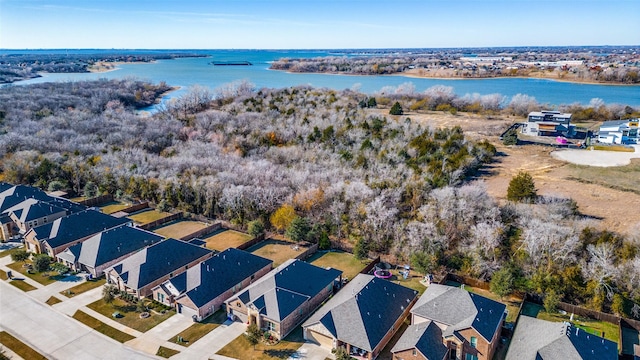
[0,185,51,214]
[33,209,131,249]
[230,259,342,322]
[303,274,418,352]
[6,198,66,223]
[68,225,164,268]
[109,238,213,290]
[391,321,448,360]
[506,316,617,360]
[165,248,272,308]
[411,284,506,342]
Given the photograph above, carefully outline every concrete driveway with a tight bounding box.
[0,280,155,359]
[552,144,640,167]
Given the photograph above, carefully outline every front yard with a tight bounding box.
[0,331,47,360]
[169,310,228,346]
[306,250,368,281]
[152,220,209,239]
[247,239,305,267]
[87,297,175,333]
[61,278,106,297]
[216,326,306,360]
[202,229,253,251]
[72,310,135,343]
[7,260,62,286]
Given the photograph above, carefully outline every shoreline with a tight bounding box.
[88,60,158,73]
[270,68,639,86]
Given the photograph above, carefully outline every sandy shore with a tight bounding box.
[88,60,156,73]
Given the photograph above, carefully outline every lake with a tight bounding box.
[9,50,640,107]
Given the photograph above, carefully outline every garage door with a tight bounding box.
[178,303,199,320]
[308,330,334,349]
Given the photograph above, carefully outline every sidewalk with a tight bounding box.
[126,313,194,354]
[172,320,245,360]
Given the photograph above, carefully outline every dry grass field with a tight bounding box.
[153,221,209,239]
[202,229,253,251]
[247,239,304,266]
[375,108,640,233]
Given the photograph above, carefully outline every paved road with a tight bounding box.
[0,280,156,360]
[552,144,640,167]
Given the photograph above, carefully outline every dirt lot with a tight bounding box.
[373,109,640,233]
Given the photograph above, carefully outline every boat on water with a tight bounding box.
[209,61,252,66]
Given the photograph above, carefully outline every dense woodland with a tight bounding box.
[0,52,205,83]
[0,79,639,318]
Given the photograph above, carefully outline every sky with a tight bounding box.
[1,0,639,49]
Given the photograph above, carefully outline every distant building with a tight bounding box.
[522,110,573,137]
[598,118,639,144]
[506,316,617,360]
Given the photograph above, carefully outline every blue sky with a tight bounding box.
[1,0,638,49]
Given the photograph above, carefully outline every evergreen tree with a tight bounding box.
[507,171,537,202]
[248,219,265,238]
[354,238,369,260]
[389,101,403,115]
[490,267,514,300]
[286,216,311,242]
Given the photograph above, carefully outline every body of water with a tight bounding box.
[9,50,640,107]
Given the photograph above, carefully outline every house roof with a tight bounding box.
[0,182,13,193]
[164,248,272,308]
[6,198,66,223]
[230,259,342,322]
[64,225,164,269]
[506,316,617,360]
[303,274,418,352]
[32,209,131,249]
[0,184,51,214]
[57,245,81,264]
[410,284,506,342]
[108,238,213,290]
[391,321,448,360]
[601,119,631,128]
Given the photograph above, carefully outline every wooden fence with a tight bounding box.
[441,273,492,291]
[120,202,149,214]
[78,194,113,207]
[139,212,183,231]
[360,256,381,275]
[237,234,266,251]
[179,222,223,242]
[295,243,319,261]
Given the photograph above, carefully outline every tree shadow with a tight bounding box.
[262,349,297,358]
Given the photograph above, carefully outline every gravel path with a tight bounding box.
[551,145,640,167]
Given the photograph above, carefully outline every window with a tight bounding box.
[465,354,478,360]
[470,337,477,348]
[266,321,276,331]
[158,293,165,303]
[251,274,255,280]
[412,349,417,356]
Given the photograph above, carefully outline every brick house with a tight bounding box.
[225,259,342,340]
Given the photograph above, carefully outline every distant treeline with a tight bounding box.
[0,52,206,83]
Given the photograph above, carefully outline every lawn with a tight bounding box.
[87,297,175,333]
[217,326,306,360]
[203,229,253,251]
[0,245,24,258]
[9,279,38,292]
[0,269,7,280]
[565,158,640,195]
[7,260,60,286]
[169,310,228,346]
[0,331,47,360]
[306,250,368,281]
[156,346,180,358]
[444,280,521,323]
[386,268,427,295]
[520,301,619,344]
[153,220,209,239]
[248,239,305,267]
[128,209,172,225]
[45,296,63,305]
[99,201,130,214]
[61,278,106,297]
[72,310,135,343]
